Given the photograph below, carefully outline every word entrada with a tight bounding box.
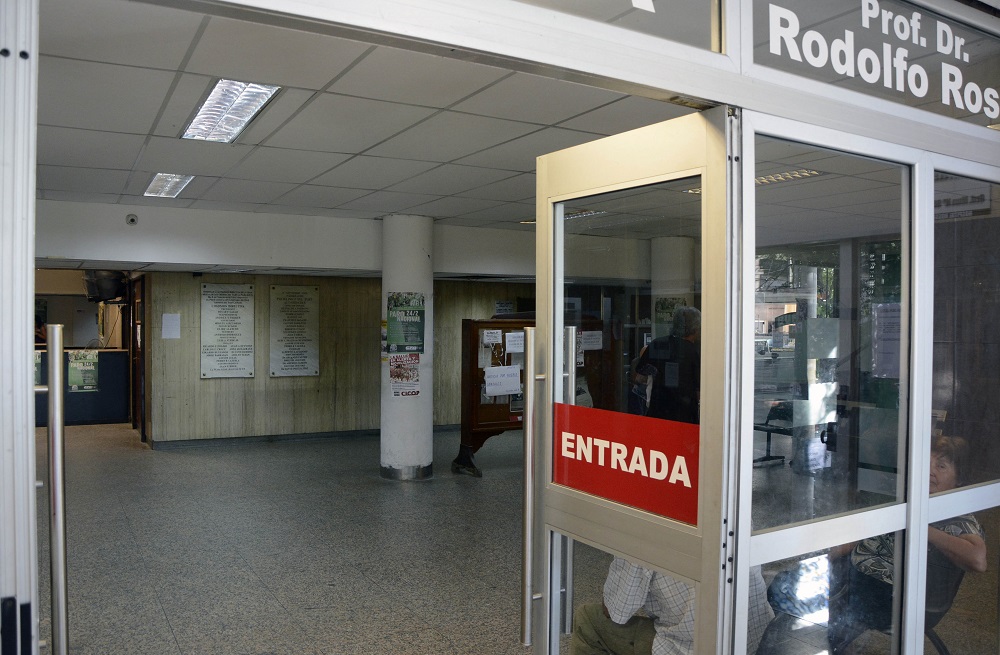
[560,431,692,487]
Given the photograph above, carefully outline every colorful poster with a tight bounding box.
[68,350,99,392]
[386,292,425,354]
[390,353,420,397]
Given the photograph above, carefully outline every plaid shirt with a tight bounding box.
[603,558,773,654]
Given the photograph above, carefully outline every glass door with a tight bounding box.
[529,106,737,654]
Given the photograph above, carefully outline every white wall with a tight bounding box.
[36,200,652,283]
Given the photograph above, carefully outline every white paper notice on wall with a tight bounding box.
[580,330,603,351]
[162,313,181,339]
[505,331,524,353]
[483,365,522,396]
[482,329,503,345]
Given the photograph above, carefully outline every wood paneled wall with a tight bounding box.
[145,273,532,443]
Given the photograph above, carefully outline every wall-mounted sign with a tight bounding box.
[201,283,255,379]
[269,285,319,377]
[553,403,700,525]
[756,0,1000,127]
[386,291,425,354]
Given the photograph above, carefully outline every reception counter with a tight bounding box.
[35,349,129,426]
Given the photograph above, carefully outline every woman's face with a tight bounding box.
[929,453,959,493]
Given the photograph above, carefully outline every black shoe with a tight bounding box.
[451,459,482,477]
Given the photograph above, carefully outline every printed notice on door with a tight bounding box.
[201,283,255,378]
[270,285,319,377]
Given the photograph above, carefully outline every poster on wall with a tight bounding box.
[386,291,425,354]
[269,285,319,377]
[201,283,255,379]
[390,353,420,396]
[68,350,98,392]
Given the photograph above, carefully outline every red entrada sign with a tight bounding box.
[553,403,700,525]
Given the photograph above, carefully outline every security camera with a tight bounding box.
[126,214,138,226]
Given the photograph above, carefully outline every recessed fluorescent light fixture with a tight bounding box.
[183,79,280,143]
[144,173,194,198]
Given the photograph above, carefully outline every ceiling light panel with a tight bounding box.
[183,79,280,143]
[144,173,194,198]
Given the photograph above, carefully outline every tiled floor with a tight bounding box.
[33,424,996,654]
[36,424,585,655]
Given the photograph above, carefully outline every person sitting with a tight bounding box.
[826,435,987,653]
[571,557,773,654]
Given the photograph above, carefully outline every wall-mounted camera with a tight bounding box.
[126,214,138,226]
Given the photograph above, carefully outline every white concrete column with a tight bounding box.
[381,214,434,480]
[1,0,40,650]
[650,237,697,338]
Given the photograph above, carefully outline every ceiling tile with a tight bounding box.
[337,190,439,213]
[274,185,371,208]
[238,89,314,145]
[39,58,175,133]
[228,148,352,184]
[457,173,535,202]
[40,0,203,69]
[137,137,254,177]
[37,166,130,194]
[388,164,516,195]
[368,112,540,162]
[200,179,298,204]
[265,94,436,153]
[185,16,372,90]
[329,46,510,107]
[153,73,214,138]
[455,127,598,171]
[311,156,438,189]
[558,96,691,134]
[454,202,535,223]
[36,126,146,169]
[405,196,502,217]
[37,190,122,204]
[452,72,623,124]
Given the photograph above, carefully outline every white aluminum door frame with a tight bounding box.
[733,109,1000,654]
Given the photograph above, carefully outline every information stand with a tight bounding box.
[452,315,618,476]
[453,318,532,476]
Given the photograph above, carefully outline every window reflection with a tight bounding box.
[752,137,908,531]
[933,174,1000,488]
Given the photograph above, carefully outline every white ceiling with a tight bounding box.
[35,0,911,274]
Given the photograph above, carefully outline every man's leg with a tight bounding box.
[571,604,655,655]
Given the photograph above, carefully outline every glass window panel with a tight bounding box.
[925,506,999,654]
[752,136,909,532]
[754,535,904,655]
[566,539,708,652]
[514,0,718,50]
[933,174,1000,487]
[557,178,702,520]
